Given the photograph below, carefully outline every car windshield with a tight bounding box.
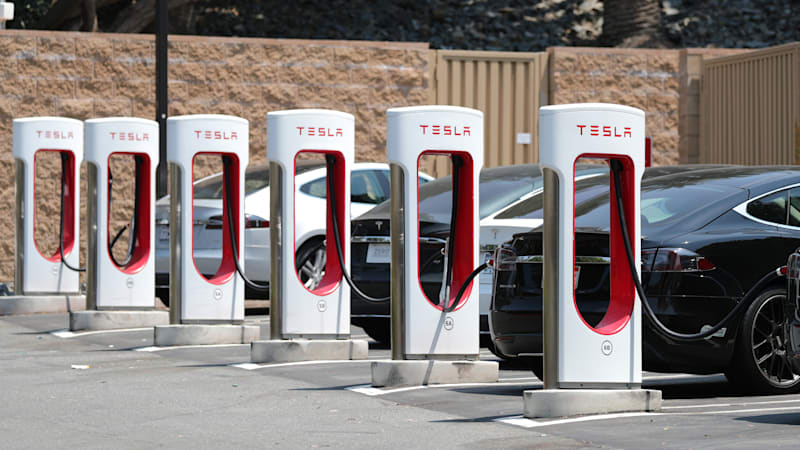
[494,173,610,220]
[364,165,545,222]
[193,162,323,199]
[574,182,740,232]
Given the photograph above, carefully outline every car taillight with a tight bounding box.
[494,246,517,271]
[642,248,715,272]
[245,214,269,229]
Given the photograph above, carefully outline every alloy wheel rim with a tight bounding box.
[300,246,326,290]
[750,292,799,387]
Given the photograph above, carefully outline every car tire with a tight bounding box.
[295,237,326,291]
[725,287,800,395]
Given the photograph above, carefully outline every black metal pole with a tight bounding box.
[155,0,168,198]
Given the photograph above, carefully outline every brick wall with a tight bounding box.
[0,30,432,284]
[0,29,755,286]
[548,47,682,166]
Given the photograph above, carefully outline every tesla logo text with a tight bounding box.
[35,130,74,139]
[419,125,471,136]
[109,132,150,141]
[296,127,343,137]
[576,125,632,138]
[193,130,239,140]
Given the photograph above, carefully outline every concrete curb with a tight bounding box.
[371,360,499,387]
[154,324,259,346]
[0,295,86,315]
[523,389,662,418]
[250,339,369,363]
[70,310,169,331]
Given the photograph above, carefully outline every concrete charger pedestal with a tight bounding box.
[70,309,169,331]
[154,324,259,346]
[0,294,86,316]
[523,389,662,418]
[371,360,499,388]
[251,339,368,363]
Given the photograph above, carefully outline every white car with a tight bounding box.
[155,161,433,302]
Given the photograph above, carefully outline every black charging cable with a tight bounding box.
[325,154,390,302]
[609,159,781,342]
[222,156,269,291]
[106,155,144,268]
[58,152,86,272]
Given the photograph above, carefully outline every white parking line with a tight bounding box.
[133,344,249,352]
[495,412,659,428]
[663,398,800,410]
[692,405,800,415]
[496,404,800,430]
[51,328,152,338]
[346,377,541,396]
[230,359,375,370]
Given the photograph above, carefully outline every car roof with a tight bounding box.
[642,165,800,198]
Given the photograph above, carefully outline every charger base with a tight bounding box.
[0,294,85,316]
[154,324,259,346]
[524,388,662,418]
[250,339,368,363]
[371,360,499,387]
[70,310,168,331]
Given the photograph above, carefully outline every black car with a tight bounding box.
[491,166,800,394]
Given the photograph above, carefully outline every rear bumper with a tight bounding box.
[489,295,739,373]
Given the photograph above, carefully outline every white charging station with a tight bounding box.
[250,109,367,363]
[524,103,660,417]
[69,118,168,330]
[2,117,87,315]
[371,106,498,387]
[154,114,257,346]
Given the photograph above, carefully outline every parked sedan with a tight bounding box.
[155,161,431,302]
[491,166,800,394]
[349,163,610,344]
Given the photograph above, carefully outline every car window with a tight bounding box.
[299,170,389,204]
[351,170,387,204]
[300,177,326,199]
[790,188,800,227]
[574,183,750,232]
[748,190,788,225]
[194,166,270,199]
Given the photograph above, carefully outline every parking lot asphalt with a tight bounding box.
[3,313,800,449]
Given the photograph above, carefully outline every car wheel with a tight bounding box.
[726,288,800,394]
[296,238,326,290]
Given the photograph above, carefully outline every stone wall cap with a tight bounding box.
[540,103,644,117]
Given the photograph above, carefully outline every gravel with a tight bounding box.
[192,0,800,51]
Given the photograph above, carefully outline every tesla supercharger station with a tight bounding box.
[250,109,367,363]
[69,118,168,330]
[154,114,257,346]
[371,106,498,387]
[2,117,87,315]
[524,103,660,418]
